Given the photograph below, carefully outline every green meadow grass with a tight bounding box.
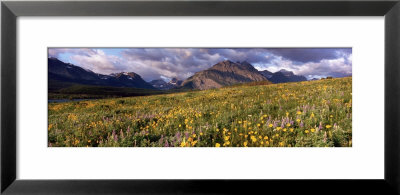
[48,77,352,147]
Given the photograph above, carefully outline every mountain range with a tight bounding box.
[149,78,183,90]
[48,58,308,92]
[48,58,155,90]
[260,69,307,83]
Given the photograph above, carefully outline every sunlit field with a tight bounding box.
[48,77,352,147]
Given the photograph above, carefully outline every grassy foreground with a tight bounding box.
[48,77,352,147]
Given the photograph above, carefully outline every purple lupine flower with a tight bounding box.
[184,132,189,139]
[175,132,181,142]
[300,121,304,128]
[319,122,323,130]
[127,126,130,134]
[281,117,286,125]
[120,129,124,139]
[164,140,169,147]
[114,134,118,142]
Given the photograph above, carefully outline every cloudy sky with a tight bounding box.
[49,48,352,82]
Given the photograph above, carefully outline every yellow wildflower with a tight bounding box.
[180,142,186,147]
[48,124,53,131]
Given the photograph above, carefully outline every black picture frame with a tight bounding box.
[1,0,399,194]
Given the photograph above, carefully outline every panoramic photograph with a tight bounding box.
[48,48,352,147]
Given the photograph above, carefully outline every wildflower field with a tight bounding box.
[48,77,352,147]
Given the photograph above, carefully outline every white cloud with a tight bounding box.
[70,49,123,74]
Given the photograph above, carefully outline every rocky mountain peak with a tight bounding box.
[278,69,295,76]
[180,60,268,90]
